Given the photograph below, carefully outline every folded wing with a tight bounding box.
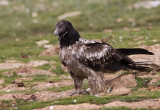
[78,42,137,72]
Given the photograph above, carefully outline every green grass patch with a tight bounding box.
[15,100,53,110]
[133,77,152,91]
[10,90,160,110]
[45,81,89,92]
[0,100,13,110]
[31,75,50,82]
[2,72,22,86]
[54,90,160,105]
[1,0,160,109]
[46,85,74,92]
[0,89,39,95]
[37,64,51,70]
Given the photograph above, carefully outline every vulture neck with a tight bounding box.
[59,28,80,48]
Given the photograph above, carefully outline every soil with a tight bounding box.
[3,66,55,76]
[34,98,160,110]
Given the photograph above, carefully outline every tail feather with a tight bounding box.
[136,62,160,71]
[126,61,160,72]
[117,48,154,55]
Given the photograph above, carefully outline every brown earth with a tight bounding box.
[39,45,59,56]
[0,79,5,85]
[0,60,49,70]
[1,79,74,93]
[34,98,160,110]
[0,90,72,101]
[130,44,160,66]
[104,98,160,109]
[1,44,160,109]
[3,66,55,76]
[32,80,73,90]
[105,74,137,91]
[36,40,49,47]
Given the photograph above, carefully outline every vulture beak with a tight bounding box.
[54,28,59,36]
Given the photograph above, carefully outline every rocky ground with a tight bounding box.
[1,0,160,109]
[0,41,160,110]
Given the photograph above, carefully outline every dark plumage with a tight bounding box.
[54,20,154,95]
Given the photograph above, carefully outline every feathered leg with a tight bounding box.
[88,72,105,95]
[70,71,88,96]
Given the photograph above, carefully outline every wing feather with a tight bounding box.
[77,42,136,71]
[78,42,123,66]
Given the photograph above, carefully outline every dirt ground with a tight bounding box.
[34,98,160,110]
[0,44,160,109]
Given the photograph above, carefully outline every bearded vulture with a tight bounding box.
[53,20,153,95]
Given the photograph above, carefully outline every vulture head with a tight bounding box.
[54,20,73,37]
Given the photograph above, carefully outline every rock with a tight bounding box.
[104,74,118,81]
[104,98,160,109]
[0,61,24,70]
[39,45,59,56]
[139,75,160,79]
[148,86,160,91]
[0,79,5,85]
[133,28,140,31]
[116,18,122,23]
[60,75,72,80]
[134,36,144,41]
[34,98,160,110]
[130,44,160,66]
[149,75,160,86]
[123,27,130,31]
[57,11,81,20]
[36,40,49,46]
[127,18,135,23]
[34,103,100,110]
[0,0,9,6]
[105,74,137,94]
[108,87,132,95]
[103,29,112,33]
[0,60,49,70]
[128,1,160,9]
[26,60,48,67]
[105,74,137,90]
[32,12,38,17]
[44,44,54,49]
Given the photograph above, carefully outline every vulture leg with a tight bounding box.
[70,71,88,96]
[88,72,105,95]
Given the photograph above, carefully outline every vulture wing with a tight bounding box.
[78,42,136,71]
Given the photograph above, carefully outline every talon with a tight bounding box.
[70,90,89,96]
[79,90,90,95]
[70,91,78,96]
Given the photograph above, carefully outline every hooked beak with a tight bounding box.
[54,28,59,36]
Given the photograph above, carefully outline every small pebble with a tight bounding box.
[6,89,10,92]
[49,106,54,110]
[73,99,77,103]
